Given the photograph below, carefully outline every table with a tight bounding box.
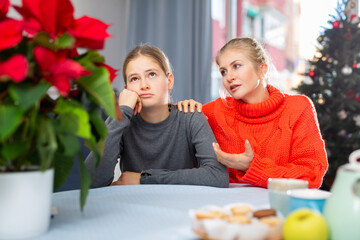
[31,184,269,240]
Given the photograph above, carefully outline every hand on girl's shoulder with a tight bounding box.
[176,99,202,113]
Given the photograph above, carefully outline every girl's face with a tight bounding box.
[217,49,267,103]
[125,55,173,108]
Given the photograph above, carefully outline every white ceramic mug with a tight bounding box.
[267,178,308,217]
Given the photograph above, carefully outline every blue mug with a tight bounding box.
[288,189,331,214]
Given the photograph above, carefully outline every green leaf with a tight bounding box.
[9,82,50,112]
[78,67,116,119]
[53,152,74,190]
[89,110,107,140]
[33,32,56,50]
[37,118,57,170]
[55,33,75,49]
[0,142,27,161]
[0,105,23,141]
[58,134,80,157]
[84,135,105,167]
[78,156,91,211]
[76,50,105,68]
[55,99,91,139]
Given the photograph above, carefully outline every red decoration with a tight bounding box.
[353,63,358,68]
[332,20,340,28]
[347,90,355,98]
[356,96,360,102]
[308,71,315,77]
[345,32,352,40]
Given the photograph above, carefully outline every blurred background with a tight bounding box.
[10,0,358,190]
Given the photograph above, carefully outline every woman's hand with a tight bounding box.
[119,89,142,115]
[177,99,202,113]
[212,140,254,172]
[111,171,141,185]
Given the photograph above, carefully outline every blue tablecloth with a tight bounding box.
[31,184,269,240]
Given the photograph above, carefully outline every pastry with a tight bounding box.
[253,209,276,219]
[195,210,229,220]
[230,205,252,215]
[227,215,252,224]
[259,216,281,227]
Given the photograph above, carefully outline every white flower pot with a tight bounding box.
[0,168,54,239]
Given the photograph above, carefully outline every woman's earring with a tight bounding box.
[168,104,171,112]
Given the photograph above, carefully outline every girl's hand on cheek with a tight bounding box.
[212,140,254,171]
[119,89,142,115]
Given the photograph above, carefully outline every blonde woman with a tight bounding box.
[178,38,328,188]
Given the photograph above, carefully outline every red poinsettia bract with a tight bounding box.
[15,0,111,50]
[34,46,89,96]
[14,0,74,38]
[95,62,118,83]
[0,0,10,20]
[0,19,23,51]
[0,54,28,82]
[70,16,111,50]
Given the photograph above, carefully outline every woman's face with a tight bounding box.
[125,55,173,108]
[217,49,267,103]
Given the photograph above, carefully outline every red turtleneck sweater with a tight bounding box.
[203,85,328,188]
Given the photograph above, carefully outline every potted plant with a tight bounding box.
[0,0,121,238]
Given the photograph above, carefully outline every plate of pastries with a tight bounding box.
[189,203,283,240]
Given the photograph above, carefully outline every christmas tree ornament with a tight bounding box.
[353,62,358,68]
[322,57,327,61]
[332,20,340,28]
[317,36,323,42]
[338,130,347,137]
[333,60,338,65]
[354,115,360,127]
[317,94,325,104]
[347,90,355,98]
[342,64,353,75]
[337,110,348,120]
[319,77,324,86]
[303,77,314,85]
[345,30,352,40]
[308,71,315,77]
[315,51,322,58]
[324,89,332,96]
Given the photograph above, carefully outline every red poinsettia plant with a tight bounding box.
[0,0,121,209]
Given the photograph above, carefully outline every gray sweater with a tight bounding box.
[85,105,229,188]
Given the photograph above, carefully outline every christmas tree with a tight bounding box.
[295,0,360,189]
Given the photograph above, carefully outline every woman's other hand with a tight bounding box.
[212,140,254,172]
[111,171,141,185]
[119,89,142,115]
[177,99,202,113]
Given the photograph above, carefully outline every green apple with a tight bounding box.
[283,208,329,240]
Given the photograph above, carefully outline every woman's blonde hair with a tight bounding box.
[216,38,278,99]
[122,44,172,85]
